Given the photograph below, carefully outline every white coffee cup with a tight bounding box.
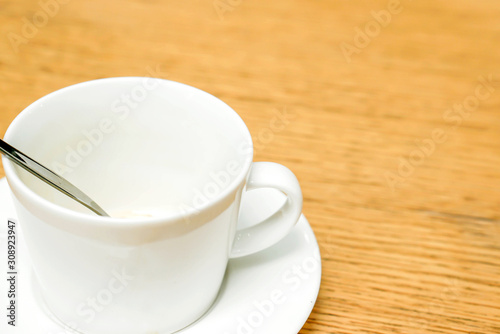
[2,77,303,334]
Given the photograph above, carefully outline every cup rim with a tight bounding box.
[3,77,254,227]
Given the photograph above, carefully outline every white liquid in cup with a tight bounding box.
[109,208,175,219]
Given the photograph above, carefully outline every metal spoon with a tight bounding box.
[0,139,110,217]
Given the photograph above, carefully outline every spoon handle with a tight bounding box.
[0,139,110,217]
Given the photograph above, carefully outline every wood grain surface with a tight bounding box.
[1,0,500,333]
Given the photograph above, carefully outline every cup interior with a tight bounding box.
[4,77,253,219]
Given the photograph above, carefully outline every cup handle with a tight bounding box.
[230,162,303,258]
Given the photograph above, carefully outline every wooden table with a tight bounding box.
[1,0,499,333]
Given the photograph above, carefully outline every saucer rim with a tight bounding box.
[0,177,321,334]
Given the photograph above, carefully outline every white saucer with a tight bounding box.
[0,177,321,334]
